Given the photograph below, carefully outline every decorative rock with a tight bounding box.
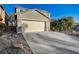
[0,32,32,54]
[0,46,25,54]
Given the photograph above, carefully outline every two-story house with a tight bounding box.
[15,7,51,33]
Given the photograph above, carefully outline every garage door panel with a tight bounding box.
[22,21,45,32]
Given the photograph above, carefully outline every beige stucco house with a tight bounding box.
[0,6,7,24]
[15,7,50,33]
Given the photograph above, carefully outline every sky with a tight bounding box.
[2,4,79,22]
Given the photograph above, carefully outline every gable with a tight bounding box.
[17,10,50,21]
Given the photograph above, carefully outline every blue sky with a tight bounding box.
[2,4,79,22]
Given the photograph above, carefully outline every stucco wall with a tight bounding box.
[0,7,6,24]
[17,10,49,21]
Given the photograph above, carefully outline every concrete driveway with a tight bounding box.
[23,32,79,54]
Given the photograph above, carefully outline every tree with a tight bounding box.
[66,16,74,29]
[50,16,74,31]
[50,20,58,31]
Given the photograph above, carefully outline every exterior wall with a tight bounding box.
[17,19,22,33]
[0,7,6,24]
[15,7,50,17]
[17,10,49,21]
[46,21,50,31]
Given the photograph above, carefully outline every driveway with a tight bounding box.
[23,32,79,54]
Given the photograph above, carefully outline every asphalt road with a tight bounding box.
[23,32,79,54]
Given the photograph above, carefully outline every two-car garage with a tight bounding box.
[22,20,46,32]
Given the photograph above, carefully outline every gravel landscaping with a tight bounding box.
[0,32,33,54]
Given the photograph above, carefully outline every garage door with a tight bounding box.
[22,21,45,32]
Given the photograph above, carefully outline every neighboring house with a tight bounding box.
[8,14,16,32]
[0,6,7,24]
[15,7,51,33]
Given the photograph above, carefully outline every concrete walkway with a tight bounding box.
[23,32,79,54]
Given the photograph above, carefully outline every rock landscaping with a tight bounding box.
[0,32,33,54]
